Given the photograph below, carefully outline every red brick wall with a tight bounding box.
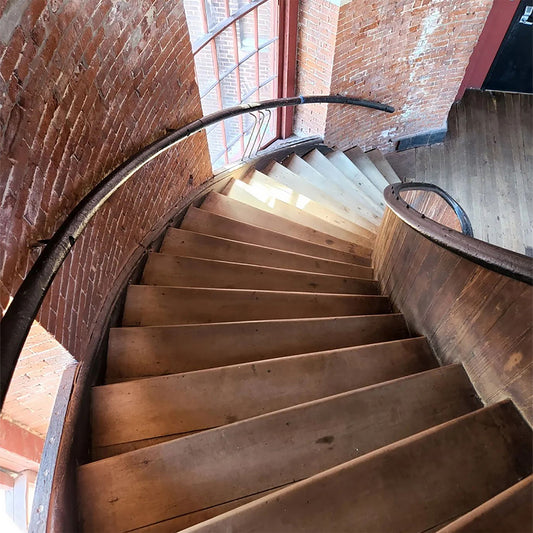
[293,0,339,137]
[295,0,493,151]
[0,0,212,359]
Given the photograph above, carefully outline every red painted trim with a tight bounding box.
[456,0,520,101]
[279,0,298,138]
[0,417,44,471]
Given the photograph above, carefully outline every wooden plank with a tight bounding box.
[160,228,375,278]
[344,146,390,190]
[374,214,533,425]
[142,254,380,294]
[78,365,482,533]
[437,475,533,533]
[325,150,387,210]
[92,337,437,450]
[181,207,371,265]
[243,170,377,238]
[264,161,380,230]
[285,153,382,224]
[121,286,391,326]
[200,192,373,258]
[106,314,410,380]
[223,178,375,247]
[182,402,532,533]
[365,149,401,184]
[302,149,383,214]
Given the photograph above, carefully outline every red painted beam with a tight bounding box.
[456,0,519,101]
[0,417,44,472]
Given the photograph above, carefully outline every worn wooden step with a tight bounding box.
[79,365,482,533]
[106,314,410,380]
[344,145,391,191]
[122,286,391,326]
[242,170,376,238]
[436,475,533,533]
[223,178,375,246]
[181,207,371,266]
[92,337,437,456]
[183,401,532,533]
[200,192,373,258]
[285,153,382,226]
[160,228,374,279]
[325,150,386,209]
[142,254,379,294]
[265,160,379,231]
[303,149,383,214]
[366,148,402,184]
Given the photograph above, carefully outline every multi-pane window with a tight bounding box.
[184,0,281,169]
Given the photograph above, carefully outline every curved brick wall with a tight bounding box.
[0,0,212,358]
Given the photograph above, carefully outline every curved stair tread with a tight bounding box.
[436,475,533,533]
[265,160,379,229]
[106,314,410,380]
[366,148,402,184]
[78,365,482,533]
[141,253,380,294]
[325,150,386,208]
[160,228,374,278]
[303,149,384,214]
[181,207,371,266]
[91,337,437,450]
[242,169,376,237]
[200,192,373,257]
[181,401,532,533]
[121,286,391,326]
[223,178,375,246]
[285,153,382,224]
[344,145,391,191]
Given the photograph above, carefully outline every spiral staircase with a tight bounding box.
[76,147,532,532]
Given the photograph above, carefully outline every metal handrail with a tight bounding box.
[384,183,533,285]
[0,94,394,407]
[392,182,474,236]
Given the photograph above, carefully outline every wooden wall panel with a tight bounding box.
[374,210,532,425]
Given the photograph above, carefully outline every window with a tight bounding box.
[184,0,294,169]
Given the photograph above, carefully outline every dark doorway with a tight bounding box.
[483,0,533,93]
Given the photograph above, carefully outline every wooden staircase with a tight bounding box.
[77,147,532,532]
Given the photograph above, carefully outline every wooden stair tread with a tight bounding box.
[92,337,437,451]
[303,149,383,214]
[181,207,371,266]
[243,169,376,237]
[121,286,391,326]
[200,191,373,258]
[265,160,380,230]
[142,253,379,294]
[106,314,410,380]
[181,401,532,533]
[344,146,391,191]
[79,365,482,533]
[285,153,382,226]
[436,475,533,533]
[325,150,386,209]
[223,178,375,246]
[160,228,374,278]
[365,148,402,184]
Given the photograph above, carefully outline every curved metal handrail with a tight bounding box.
[0,94,394,407]
[384,183,533,285]
[392,182,474,236]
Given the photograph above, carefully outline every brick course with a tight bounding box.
[0,1,212,363]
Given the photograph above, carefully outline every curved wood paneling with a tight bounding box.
[374,209,533,426]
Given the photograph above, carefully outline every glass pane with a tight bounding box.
[206,122,227,165]
[204,0,227,31]
[258,0,277,43]
[183,0,208,42]
[239,53,259,102]
[194,45,218,99]
[258,42,277,86]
